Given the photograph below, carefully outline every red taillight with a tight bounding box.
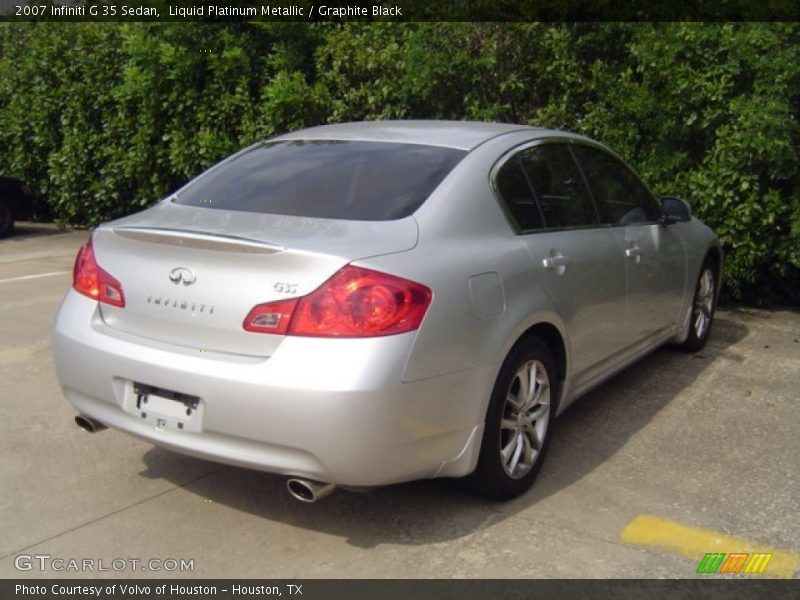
[242,266,432,338]
[242,299,299,335]
[72,237,126,308]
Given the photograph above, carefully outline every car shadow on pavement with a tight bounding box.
[2,222,73,241]
[139,315,748,549]
[522,315,748,506]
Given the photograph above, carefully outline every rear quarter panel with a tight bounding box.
[357,132,571,419]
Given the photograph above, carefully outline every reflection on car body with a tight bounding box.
[53,121,720,501]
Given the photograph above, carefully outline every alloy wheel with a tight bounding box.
[693,268,715,340]
[500,359,550,479]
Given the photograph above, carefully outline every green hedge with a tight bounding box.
[1,23,798,303]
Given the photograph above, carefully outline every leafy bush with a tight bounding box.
[0,22,797,303]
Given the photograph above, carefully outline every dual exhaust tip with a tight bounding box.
[286,478,336,503]
[74,414,335,502]
[75,414,107,434]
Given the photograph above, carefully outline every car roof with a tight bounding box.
[274,120,568,151]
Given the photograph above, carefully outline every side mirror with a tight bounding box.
[660,197,692,225]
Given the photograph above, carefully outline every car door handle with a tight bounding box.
[625,245,642,262]
[542,255,569,269]
[625,246,642,258]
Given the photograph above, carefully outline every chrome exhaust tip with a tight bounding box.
[74,414,107,433]
[286,478,336,503]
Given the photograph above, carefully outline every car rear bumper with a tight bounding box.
[53,291,493,486]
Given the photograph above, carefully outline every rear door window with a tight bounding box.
[174,140,466,221]
[517,144,598,229]
[494,143,598,233]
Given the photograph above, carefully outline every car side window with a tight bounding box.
[571,144,660,225]
[517,144,598,229]
[494,158,545,232]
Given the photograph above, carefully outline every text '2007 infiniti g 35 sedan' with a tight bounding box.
[53,121,720,501]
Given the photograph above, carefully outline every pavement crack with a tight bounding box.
[0,467,224,561]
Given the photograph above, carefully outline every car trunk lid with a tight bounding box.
[91,205,418,357]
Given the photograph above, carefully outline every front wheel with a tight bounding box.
[679,260,717,352]
[466,337,557,500]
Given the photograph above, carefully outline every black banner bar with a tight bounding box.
[4,579,799,600]
[2,0,800,22]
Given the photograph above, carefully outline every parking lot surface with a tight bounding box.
[1,223,798,578]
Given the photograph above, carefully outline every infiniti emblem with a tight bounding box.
[169,267,196,286]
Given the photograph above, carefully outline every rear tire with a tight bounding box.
[678,259,717,352]
[0,201,13,238]
[466,337,557,501]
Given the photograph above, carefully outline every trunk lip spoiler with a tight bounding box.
[109,226,286,254]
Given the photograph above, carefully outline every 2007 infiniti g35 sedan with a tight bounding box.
[53,121,720,501]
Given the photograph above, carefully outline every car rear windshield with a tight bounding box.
[173,140,467,221]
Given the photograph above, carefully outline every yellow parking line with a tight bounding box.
[621,514,798,578]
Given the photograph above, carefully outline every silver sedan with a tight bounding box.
[53,121,720,501]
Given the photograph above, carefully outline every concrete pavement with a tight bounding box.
[1,223,798,579]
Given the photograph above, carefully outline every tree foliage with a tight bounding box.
[0,22,797,302]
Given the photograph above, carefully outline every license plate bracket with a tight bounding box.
[134,383,200,424]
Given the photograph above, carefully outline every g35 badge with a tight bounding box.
[274,282,298,295]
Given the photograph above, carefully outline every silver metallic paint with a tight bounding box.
[52,121,720,487]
